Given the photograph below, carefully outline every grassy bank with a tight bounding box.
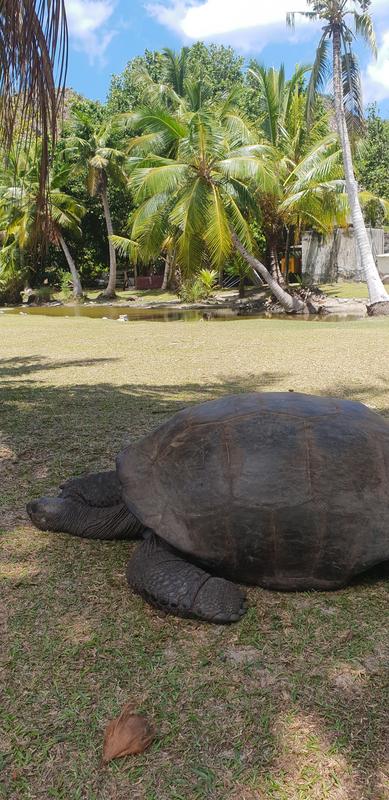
[1,313,388,800]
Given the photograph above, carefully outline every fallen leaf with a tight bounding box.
[102,703,155,762]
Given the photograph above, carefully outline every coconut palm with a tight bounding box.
[287,0,389,311]
[247,63,336,282]
[67,110,127,298]
[114,109,308,312]
[0,146,85,298]
[0,0,67,205]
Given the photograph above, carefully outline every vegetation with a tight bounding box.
[0,0,67,213]
[1,311,389,799]
[0,29,388,306]
[287,0,389,310]
[357,105,389,226]
[0,146,85,301]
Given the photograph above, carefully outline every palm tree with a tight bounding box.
[248,63,338,283]
[287,0,389,312]
[0,146,85,298]
[67,110,127,298]
[115,109,307,312]
[0,0,67,206]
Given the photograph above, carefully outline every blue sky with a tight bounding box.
[65,0,389,116]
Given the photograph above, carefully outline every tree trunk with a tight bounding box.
[162,253,173,291]
[231,231,306,313]
[58,232,83,298]
[332,26,389,309]
[239,274,245,298]
[269,240,286,287]
[100,182,117,299]
[284,226,292,287]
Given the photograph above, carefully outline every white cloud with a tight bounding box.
[147,0,315,50]
[363,31,389,103]
[149,0,389,105]
[65,0,116,62]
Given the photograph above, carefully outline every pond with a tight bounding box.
[1,303,367,323]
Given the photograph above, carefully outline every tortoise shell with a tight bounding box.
[117,393,389,590]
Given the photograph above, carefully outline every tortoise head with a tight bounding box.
[27,496,69,532]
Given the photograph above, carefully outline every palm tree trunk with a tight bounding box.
[58,233,83,298]
[100,184,117,299]
[231,231,306,313]
[162,252,174,291]
[332,25,389,310]
[269,240,286,287]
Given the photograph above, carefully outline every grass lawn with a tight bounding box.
[319,282,369,299]
[54,288,179,304]
[1,313,389,800]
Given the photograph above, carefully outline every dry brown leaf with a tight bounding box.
[102,702,155,762]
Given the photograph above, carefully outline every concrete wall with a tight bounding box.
[302,227,385,283]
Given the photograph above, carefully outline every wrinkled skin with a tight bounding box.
[27,471,144,540]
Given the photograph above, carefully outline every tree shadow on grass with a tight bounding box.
[0,355,119,378]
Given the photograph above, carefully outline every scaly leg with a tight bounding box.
[126,531,247,623]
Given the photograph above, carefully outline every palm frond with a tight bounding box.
[162,47,189,96]
[341,49,364,135]
[223,192,253,250]
[306,36,330,126]
[353,11,377,57]
[217,145,278,193]
[184,112,226,164]
[110,235,140,260]
[130,192,171,239]
[169,178,210,272]
[286,10,318,30]
[87,164,101,197]
[203,185,232,267]
[248,65,279,145]
[131,162,190,201]
[0,0,68,207]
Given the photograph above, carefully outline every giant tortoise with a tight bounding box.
[27,392,389,623]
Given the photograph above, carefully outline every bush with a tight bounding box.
[179,269,218,303]
[59,271,74,300]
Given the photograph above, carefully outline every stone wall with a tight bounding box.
[302,227,385,283]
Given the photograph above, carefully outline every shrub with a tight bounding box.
[179,269,218,303]
[59,271,74,300]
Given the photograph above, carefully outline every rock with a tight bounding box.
[367,300,389,316]
[117,315,129,322]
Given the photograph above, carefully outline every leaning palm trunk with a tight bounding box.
[58,233,83,298]
[332,26,389,310]
[269,240,286,288]
[231,232,306,313]
[100,182,117,298]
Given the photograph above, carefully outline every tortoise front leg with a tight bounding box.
[126,532,247,623]
[27,470,144,540]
